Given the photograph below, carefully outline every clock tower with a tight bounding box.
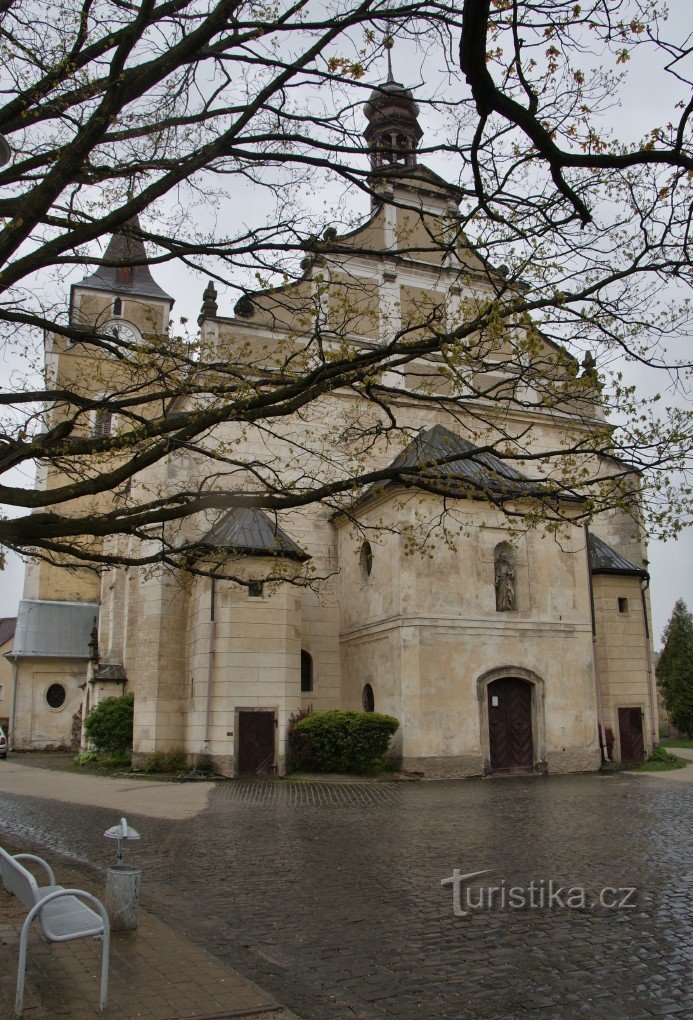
[69,214,174,338]
[10,218,175,753]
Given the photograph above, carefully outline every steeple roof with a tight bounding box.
[363,40,423,172]
[198,507,310,562]
[76,216,174,305]
[350,425,548,511]
[587,533,648,578]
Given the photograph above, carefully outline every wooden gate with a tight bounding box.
[618,707,645,764]
[237,710,276,777]
[488,678,534,772]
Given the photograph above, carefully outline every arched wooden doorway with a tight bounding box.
[487,678,534,772]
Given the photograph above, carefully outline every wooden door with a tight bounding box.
[237,711,276,776]
[488,679,534,772]
[618,707,645,764]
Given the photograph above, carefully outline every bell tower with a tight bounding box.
[70,214,174,337]
[363,38,423,172]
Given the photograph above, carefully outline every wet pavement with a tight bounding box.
[0,765,691,1018]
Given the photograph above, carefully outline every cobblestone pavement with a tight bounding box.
[0,771,691,1019]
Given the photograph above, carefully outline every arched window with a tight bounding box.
[380,132,395,164]
[362,683,375,713]
[301,650,313,693]
[112,297,122,316]
[360,541,373,580]
[494,542,517,612]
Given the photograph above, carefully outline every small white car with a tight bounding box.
[0,724,7,759]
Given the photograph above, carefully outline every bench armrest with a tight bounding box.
[12,854,56,887]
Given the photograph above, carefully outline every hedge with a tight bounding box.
[289,709,399,773]
[84,691,134,751]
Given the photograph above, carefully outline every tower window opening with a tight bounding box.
[112,297,122,316]
[116,265,133,285]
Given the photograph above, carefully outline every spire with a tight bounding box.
[76,214,174,307]
[198,280,218,324]
[384,32,394,83]
[363,35,422,172]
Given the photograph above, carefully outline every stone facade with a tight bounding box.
[9,79,657,774]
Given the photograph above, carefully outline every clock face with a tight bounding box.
[104,320,140,345]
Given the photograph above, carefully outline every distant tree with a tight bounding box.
[657,599,693,737]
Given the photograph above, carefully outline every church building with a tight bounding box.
[6,66,658,777]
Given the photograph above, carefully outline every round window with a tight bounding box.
[46,683,67,709]
[360,541,373,579]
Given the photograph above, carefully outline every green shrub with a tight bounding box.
[647,743,676,763]
[290,710,399,773]
[140,748,189,774]
[83,692,134,751]
[99,749,132,770]
[74,749,99,766]
[74,748,131,770]
[286,705,314,771]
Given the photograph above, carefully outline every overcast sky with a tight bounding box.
[1,2,691,646]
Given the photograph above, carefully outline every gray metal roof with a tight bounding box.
[76,216,173,305]
[361,424,543,503]
[199,508,310,561]
[587,533,648,578]
[10,600,99,659]
[0,617,16,647]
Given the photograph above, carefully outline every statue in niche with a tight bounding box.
[495,552,516,612]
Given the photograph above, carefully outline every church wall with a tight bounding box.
[592,573,655,761]
[37,565,101,604]
[0,638,16,740]
[72,290,169,335]
[328,272,380,338]
[184,567,302,776]
[11,658,84,750]
[129,563,188,760]
[15,161,652,785]
[395,206,449,265]
[337,495,600,776]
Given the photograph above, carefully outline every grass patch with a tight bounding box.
[660,738,693,749]
[630,744,689,772]
[630,756,688,772]
[73,749,132,773]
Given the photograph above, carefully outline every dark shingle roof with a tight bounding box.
[0,617,16,647]
[76,216,173,305]
[199,508,309,562]
[362,424,542,503]
[91,663,127,682]
[587,533,648,578]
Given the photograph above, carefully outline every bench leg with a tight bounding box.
[14,913,32,1019]
[99,925,110,1010]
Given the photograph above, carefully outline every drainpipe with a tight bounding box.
[585,526,609,762]
[640,577,658,747]
[203,575,217,751]
[9,657,18,750]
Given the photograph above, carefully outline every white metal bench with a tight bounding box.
[0,846,110,1018]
